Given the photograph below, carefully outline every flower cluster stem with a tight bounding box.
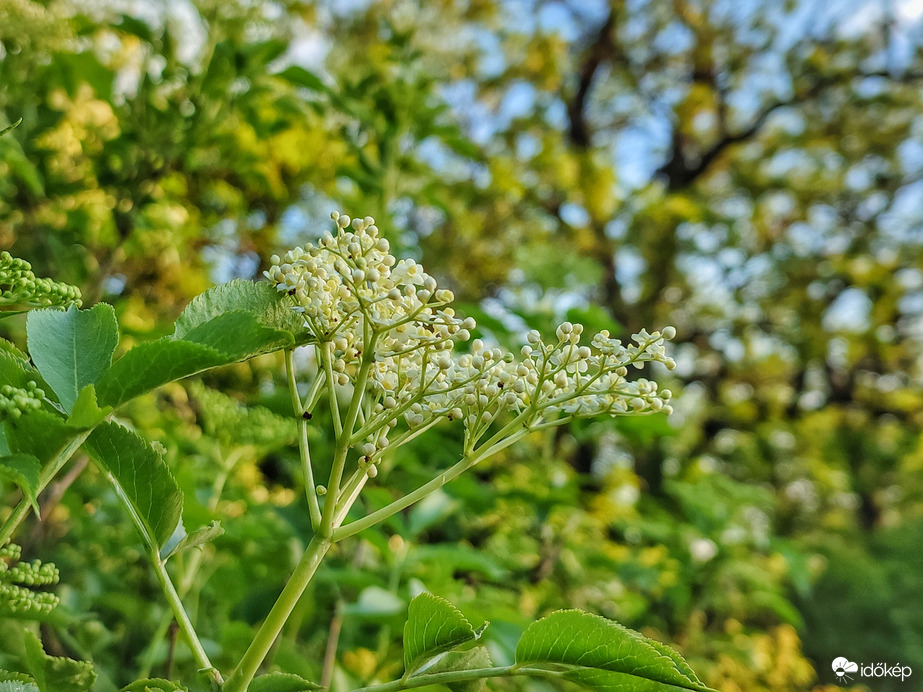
[223,534,331,692]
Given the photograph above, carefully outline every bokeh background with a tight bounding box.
[2,0,922,690]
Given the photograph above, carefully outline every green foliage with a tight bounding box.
[516,610,713,692]
[26,303,116,413]
[403,593,483,676]
[84,421,183,551]
[22,630,95,692]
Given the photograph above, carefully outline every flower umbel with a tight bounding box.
[265,212,677,466]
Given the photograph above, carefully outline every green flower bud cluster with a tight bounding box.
[0,543,60,618]
[188,381,297,450]
[0,381,44,420]
[0,251,82,311]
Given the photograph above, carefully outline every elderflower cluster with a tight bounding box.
[0,543,60,617]
[0,381,45,420]
[0,251,82,310]
[267,212,677,467]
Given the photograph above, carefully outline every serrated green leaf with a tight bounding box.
[96,339,229,408]
[515,610,715,692]
[67,385,111,428]
[120,678,188,691]
[180,311,293,360]
[172,279,310,345]
[160,520,223,561]
[22,631,95,692]
[97,310,297,409]
[248,672,322,691]
[403,593,479,676]
[0,669,38,687]
[84,421,183,550]
[0,454,41,515]
[3,409,75,463]
[26,304,118,413]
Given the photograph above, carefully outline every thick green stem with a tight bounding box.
[352,664,562,691]
[223,534,332,692]
[152,554,223,685]
[0,429,92,544]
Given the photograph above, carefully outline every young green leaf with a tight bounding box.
[67,385,112,428]
[403,593,480,676]
[515,610,715,692]
[22,631,96,692]
[172,279,311,346]
[84,421,183,550]
[26,304,118,413]
[248,672,322,691]
[120,678,188,691]
[0,454,41,515]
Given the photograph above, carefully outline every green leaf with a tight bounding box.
[180,311,293,360]
[515,610,715,692]
[172,280,310,345]
[274,66,328,94]
[26,304,118,414]
[418,646,492,691]
[22,631,96,692]
[403,593,479,676]
[67,385,111,428]
[97,309,297,408]
[3,409,76,463]
[84,421,183,550]
[120,679,188,692]
[160,520,223,561]
[0,119,23,137]
[248,672,322,691]
[0,454,41,515]
[96,339,228,408]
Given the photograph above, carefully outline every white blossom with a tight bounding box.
[265,212,678,453]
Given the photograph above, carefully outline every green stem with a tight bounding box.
[333,426,529,542]
[320,334,377,533]
[223,534,332,692]
[353,664,562,691]
[287,349,322,528]
[0,429,92,544]
[152,554,223,685]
